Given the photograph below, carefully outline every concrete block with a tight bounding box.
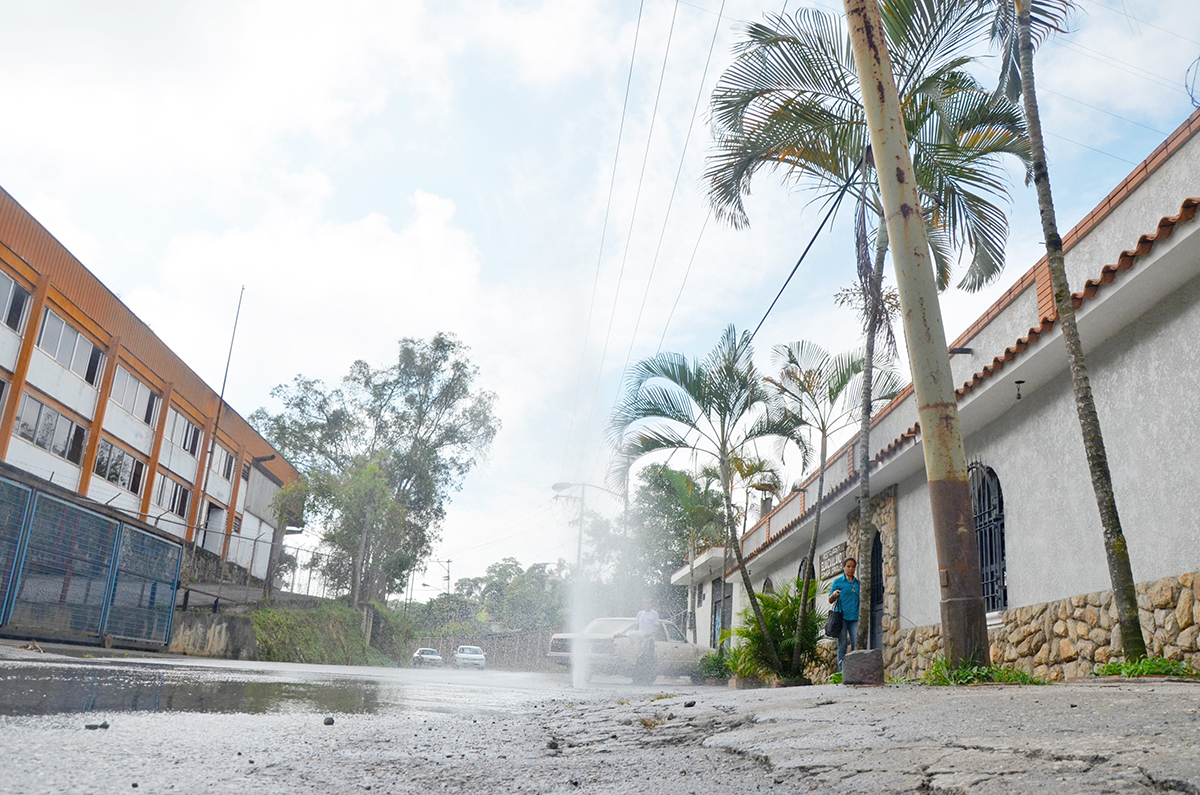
[842,649,884,685]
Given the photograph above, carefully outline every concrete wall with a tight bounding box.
[168,612,258,660]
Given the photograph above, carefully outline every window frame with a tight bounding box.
[13,393,88,465]
[93,438,147,496]
[0,271,30,333]
[35,307,106,387]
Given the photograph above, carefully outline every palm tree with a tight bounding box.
[768,341,903,673]
[609,325,809,671]
[659,467,725,644]
[978,0,1147,660]
[707,0,1031,652]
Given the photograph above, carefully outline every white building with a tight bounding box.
[0,185,298,583]
[676,108,1200,680]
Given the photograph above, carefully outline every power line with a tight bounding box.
[1079,0,1200,47]
[618,0,726,376]
[1047,38,1190,96]
[749,174,858,346]
[657,210,710,352]
[578,0,682,479]
[559,0,647,478]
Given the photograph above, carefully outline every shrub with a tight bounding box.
[724,643,768,680]
[921,655,1046,686]
[697,651,730,680]
[1092,657,1200,678]
[725,578,826,682]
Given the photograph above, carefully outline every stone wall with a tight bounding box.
[168,612,258,660]
[845,486,900,670]
[883,571,1200,681]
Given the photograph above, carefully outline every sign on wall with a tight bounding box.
[819,542,847,580]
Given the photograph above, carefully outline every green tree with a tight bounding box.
[608,325,808,671]
[251,333,500,605]
[707,0,1030,652]
[768,341,902,673]
[657,466,726,643]
[976,0,1146,660]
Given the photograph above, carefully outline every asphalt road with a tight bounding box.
[1,643,1198,794]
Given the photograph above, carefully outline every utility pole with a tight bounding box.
[842,0,989,667]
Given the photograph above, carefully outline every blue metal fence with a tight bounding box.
[0,472,181,647]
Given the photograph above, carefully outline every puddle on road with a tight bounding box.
[0,661,392,717]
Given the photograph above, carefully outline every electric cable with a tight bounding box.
[748,173,858,346]
[577,0,682,480]
[618,0,726,376]
[657,210,710,352]
[559,0,647,478]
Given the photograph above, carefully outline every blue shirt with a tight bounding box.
[830,573,860,618]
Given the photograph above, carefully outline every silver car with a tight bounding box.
[453,645,486,669]
[547,617,706,684]
[412,647,443,668]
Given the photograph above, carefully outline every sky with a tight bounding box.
[0,0,1195,600]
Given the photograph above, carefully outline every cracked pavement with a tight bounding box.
[1,643,1198,793]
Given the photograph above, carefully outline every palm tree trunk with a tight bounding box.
[843,0,989,667]
[855,226,889,650]
[792,433,828,675]
[722,464,784,673]
[1015,5,1146,660]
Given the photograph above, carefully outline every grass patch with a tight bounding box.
[648,693,675,701]
[921,655,1046,686]
[1092,657,1200,678]
[827,671,843,684]
[251,602,390,666]
[637,716,665,729]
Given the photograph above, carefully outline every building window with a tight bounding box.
[153,474,191,519]
[36,308,105,386]
[0,271,30,332]
[165,408,202,457]
[210,445,235,481]
[110,365,160,426]
[93,439,146,495]
[969,462,1007,613]
[13,394,87,465]
[242,462,251,481]
[232,515,242,535]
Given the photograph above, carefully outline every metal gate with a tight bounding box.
[869,532,884,648]
[969,462,1007,612]
[0,469,181,647]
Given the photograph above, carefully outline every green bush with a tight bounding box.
[921,655,1046,686]
[1092,657,1200,678]
[697,651,730,680]
[725,578,826,682]
[724,643,769,680]
[251,602,394,666]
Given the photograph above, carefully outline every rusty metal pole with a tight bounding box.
[842,0,989,667]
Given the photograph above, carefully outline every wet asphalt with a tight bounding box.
[2,642,1199,794]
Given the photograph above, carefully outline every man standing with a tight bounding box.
[828,557,860,670]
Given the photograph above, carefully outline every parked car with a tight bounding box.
[453,645,486,669]
[412,648,444,668]
[547,617,706,684]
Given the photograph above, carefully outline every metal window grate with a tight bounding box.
[106,528,179,643]
[0,478,32,618]
[8,495,120,636]
[969,462,1007,612]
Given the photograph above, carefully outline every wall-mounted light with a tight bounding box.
[1015,380,1026,400]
